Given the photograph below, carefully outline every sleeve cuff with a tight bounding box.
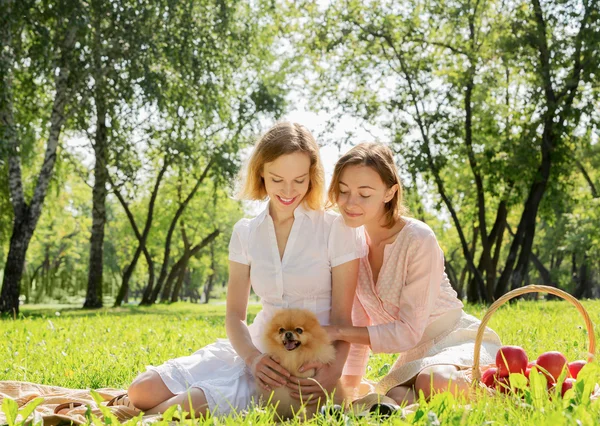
[331,252,360,268]
[366,325,385,354]
[228,254,249,265]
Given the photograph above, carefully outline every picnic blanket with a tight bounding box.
[0,380,158,425]
[0,379,408,424]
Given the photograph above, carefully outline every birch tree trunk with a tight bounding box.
[0,2,77,315]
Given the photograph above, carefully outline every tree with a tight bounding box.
[299,0,600,301]
[0,0,84,315]
[495,0,599,296]
[76,0,173,308]
[105,0,289,306]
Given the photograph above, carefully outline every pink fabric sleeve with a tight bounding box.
[342,295,372,376]
[367,231,445,354]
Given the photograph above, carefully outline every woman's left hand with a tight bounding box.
[286,361,341,404]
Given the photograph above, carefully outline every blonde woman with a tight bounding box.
[119,123,363,416]
[324,143,501,405]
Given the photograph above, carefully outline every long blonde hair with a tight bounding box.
[238,122,325,210]
[328,143,407,228]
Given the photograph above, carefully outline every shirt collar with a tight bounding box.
[256,200,320,225]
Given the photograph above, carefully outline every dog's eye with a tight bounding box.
[279,328,285,334]
[295,328,303,334]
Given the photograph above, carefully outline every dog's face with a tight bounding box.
[264,309,330,354]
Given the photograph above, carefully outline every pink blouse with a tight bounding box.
[343,217,464,376]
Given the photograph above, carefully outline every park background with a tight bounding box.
[1,0,598,314]
[2,1,600,424]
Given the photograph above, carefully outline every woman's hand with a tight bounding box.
[247,352,290,392]
[286,361,341,404]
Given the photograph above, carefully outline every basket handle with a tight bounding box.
[472,284,596,383]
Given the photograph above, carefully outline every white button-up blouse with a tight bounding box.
[228,203,365,352]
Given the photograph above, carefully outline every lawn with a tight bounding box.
[2,300,600,424]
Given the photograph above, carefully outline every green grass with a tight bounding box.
[3,300,600,424]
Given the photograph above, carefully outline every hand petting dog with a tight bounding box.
[259,308,338,419]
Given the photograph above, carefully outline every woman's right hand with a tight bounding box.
[246,352,290,391]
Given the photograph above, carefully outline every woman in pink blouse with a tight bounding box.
[323,143,502,405]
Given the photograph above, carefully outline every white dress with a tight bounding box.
[147,204,364,415]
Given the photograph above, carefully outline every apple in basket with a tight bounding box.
[568,360,587,379]
[561,378,577,397]
[496,345,528,377]
[482,367,498,388]
[536,351,568,384]
[524,361,536,380]
[494,376,511,394]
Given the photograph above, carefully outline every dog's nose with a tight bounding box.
[285,331,293,340]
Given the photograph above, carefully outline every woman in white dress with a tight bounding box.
[123,122,364,416]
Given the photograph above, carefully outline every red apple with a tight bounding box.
[568,360,587,379]
[536,351,568,384]
[495,376,511,394]
[496,345,528,377]
[524,368,531,379]
[482,367,497,388]
[561,378,576,397]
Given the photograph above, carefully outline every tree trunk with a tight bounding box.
[162,218,191,303]
[0,222,31,317]
[162,259,184,302]
[509,147,551,292]
[530,251,556,287]
[112,159,168,307]
[161,229,220,302]
[381,33,488,302]
[465,226,480,302]
[464,8,495,303]
[115,247,140,306]
[84,95,108,309]
[574,254,591,299]
[491,200,508,281]
[495,0,591,297]
[140,249,156,304]
[170,262,189,303]
[575,159,598,198]
[0,10,76,315]
[445,257,462,299]
[145,160,213,305]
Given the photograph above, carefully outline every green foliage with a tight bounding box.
[295,0,600,299]
[1,0,293,305]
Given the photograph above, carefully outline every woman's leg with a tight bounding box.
[128,371,210,416]
[385,375,417,405]
[143,388,209,416]
[127,371,176,411]
[413,365,469,399]
[386,385,417,405]
[386,365,470,405]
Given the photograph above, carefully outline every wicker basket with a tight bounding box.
[471,284,596,385]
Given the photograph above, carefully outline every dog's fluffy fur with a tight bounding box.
[260,308,336,419]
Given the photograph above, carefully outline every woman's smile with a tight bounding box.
[276,195,298,206]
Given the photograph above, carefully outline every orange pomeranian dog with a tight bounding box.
[260,308,338,419]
